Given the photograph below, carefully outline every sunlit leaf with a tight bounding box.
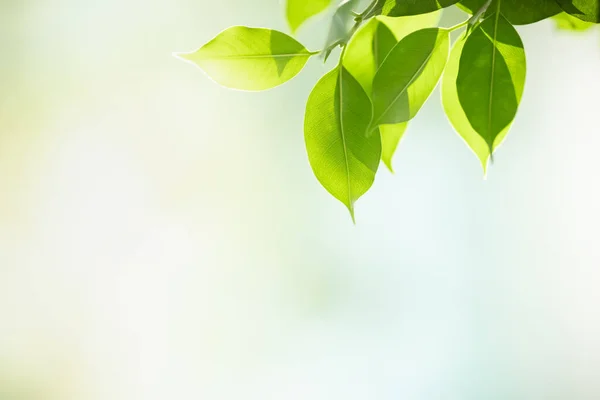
[555,0,600,23]
[553,12,595,30]
[286,0,333,33]
[343,12,440,172]
[176,26,314,91]
[304,67,381,221]
[455,13,526,157]
[380,124,408,172]
[371,28,449,128]
[365,0,459,18]
[443,33,494,173]
[458,0,562,25]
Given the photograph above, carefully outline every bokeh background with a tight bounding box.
[1,0,600,399]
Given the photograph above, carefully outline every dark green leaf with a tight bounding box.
[371,28,450,128]
[442,33,494,172]
[176,27,314,91]
[458,0,562,25]
[555,0,600,23]
[456,13,526,153]
[365,0,459,18]
[286,0,333,33]
[304,67,381,221]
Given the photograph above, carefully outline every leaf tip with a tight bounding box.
[347,204,356,225]
[172,51,194,63]
[383,160,395,174]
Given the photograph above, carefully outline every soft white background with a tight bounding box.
[1,1,599,399]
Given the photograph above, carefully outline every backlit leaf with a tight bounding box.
[442,33,496,173]
[176,26,314,91]
[343,12,440,172]
[380,124,408,172]
[458,0,562,25]
[371,28,449,128]
[365,0,459,18]
[286,0,333,33]
[555,0,600,23]
[553,12,595,30]
[304,67,381,221]
[456,13,526,155]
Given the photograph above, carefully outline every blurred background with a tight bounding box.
[1,0,600,399]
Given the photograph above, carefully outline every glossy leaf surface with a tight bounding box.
[458,0,562,25]
[305,67,381,220]
[177,27,313,91]
[371,28,449,128]
[456,13,526,153]
[286,0,333,33]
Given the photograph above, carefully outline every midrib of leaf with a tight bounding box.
[486,2,501,152]
[201,53,312,60]
[373,32,444,127]
[337,67,354,222]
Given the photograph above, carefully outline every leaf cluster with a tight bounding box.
[175,0,599,221]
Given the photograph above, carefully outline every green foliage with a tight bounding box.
[287,0,333,33]
[365,0,460,18]
[459,0,562,24]
[555,0,600,22]
[370,28,449,127]
[175,26,315,91]
[305,67,381,221]
[456,11,526,153]
[553,11,596,29]
[175,0,600,220]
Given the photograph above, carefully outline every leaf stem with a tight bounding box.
[446,20,470,32]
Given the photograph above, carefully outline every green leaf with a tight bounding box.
[553,12,596,30]
[370,28,450,128]
[286,0,333,33]
[380,123,408,172]
[322,0,361,60]
[442,33,495,172]
[555,0,600,23]
[455,12,526,156]
[458,0,562,25]
[304,67,381,221]
[176,26,314,91]
[365,0,459,18]
[343,12,440,172]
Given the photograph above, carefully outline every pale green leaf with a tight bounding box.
[456,13,526,154]
[553,12,595,30]
[304,67,381,221]
[286,0,333,33]
[380,123,408,172]
[458,0,562,25]
[365,0,459,18]
[176,26,314,91]
[371,28,450,128]
[555,0,600,23]
[343,11,442,93]
[342,12,440,172]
